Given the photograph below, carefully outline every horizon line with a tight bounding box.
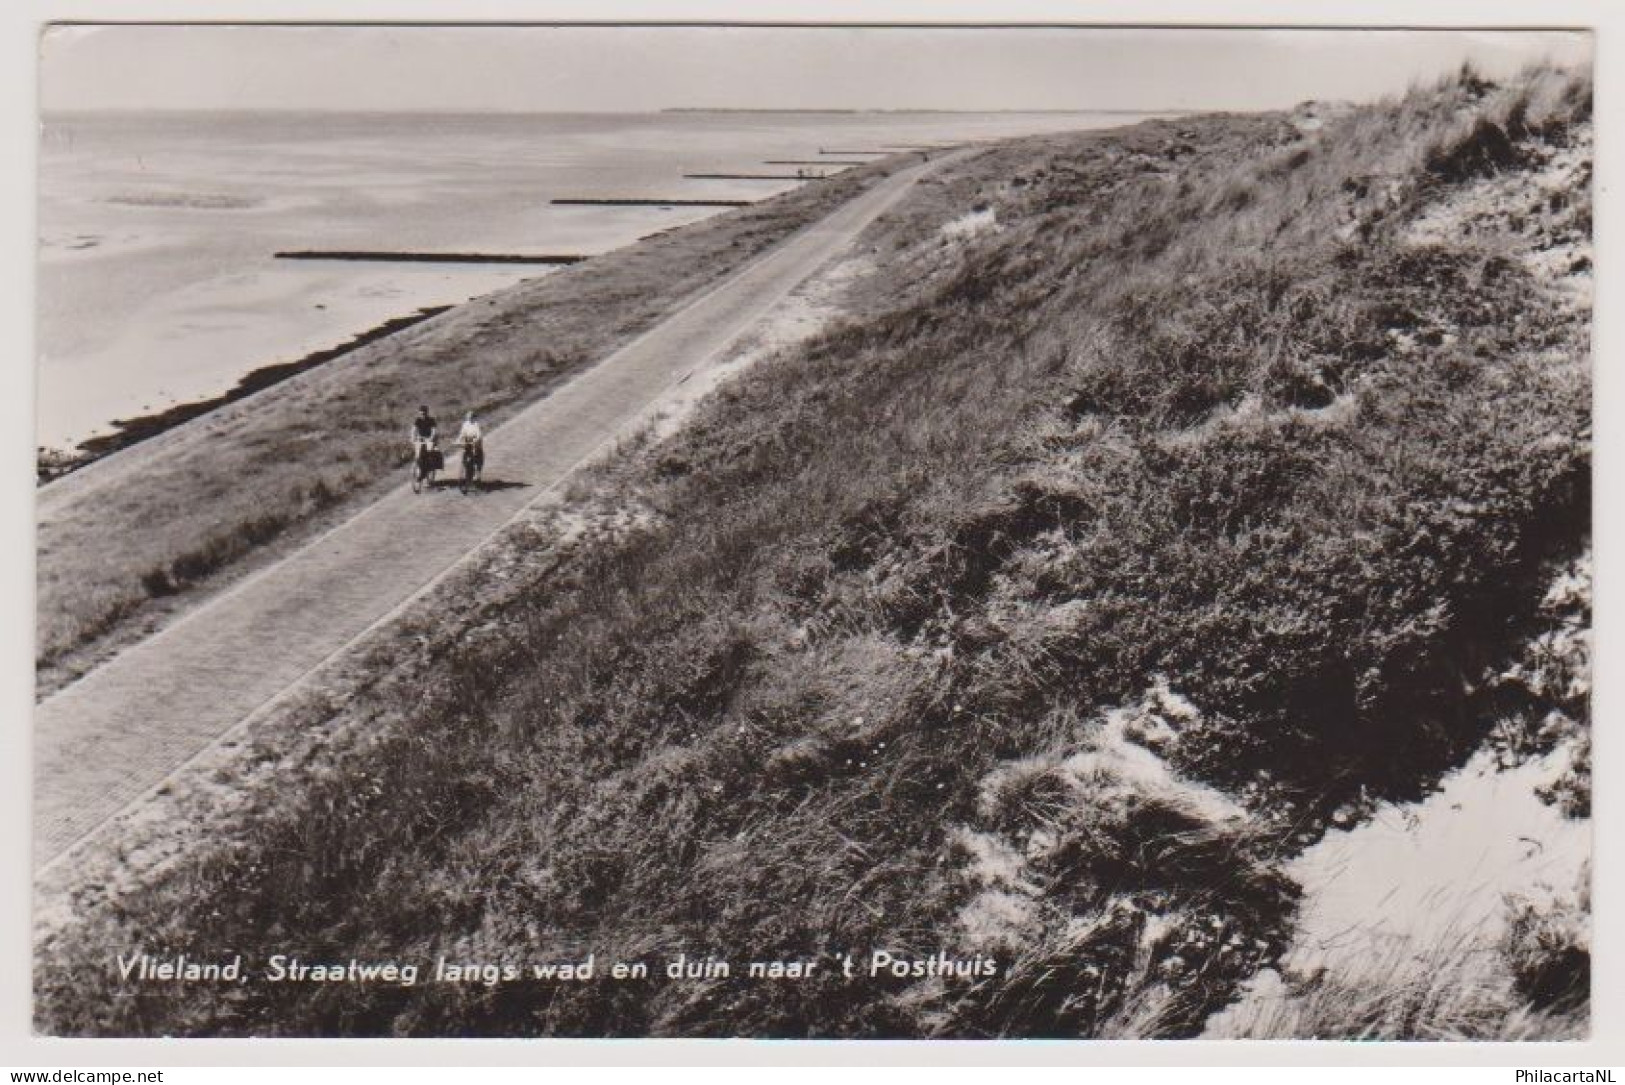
[40,104,1200,116]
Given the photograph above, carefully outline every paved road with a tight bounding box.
[34,154,954,870]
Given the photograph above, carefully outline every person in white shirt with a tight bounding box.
[457,411,484,488]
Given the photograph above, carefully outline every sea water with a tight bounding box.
[38,110,1136,450]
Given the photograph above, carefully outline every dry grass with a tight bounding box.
[1212,941,1584,1041]
[1208,875,1590,1042]
[36,64,1592,1038]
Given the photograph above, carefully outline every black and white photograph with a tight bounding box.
[25,18,1597,1044]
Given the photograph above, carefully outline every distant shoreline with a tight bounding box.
[274,250,587,265]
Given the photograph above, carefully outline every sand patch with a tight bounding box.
[1204,739,1589,1039]
[939,207,997,240]
[1404,129,1592,313]
[1286,743,1587,975]
[637,253,874,445]
[954,681,1251,954]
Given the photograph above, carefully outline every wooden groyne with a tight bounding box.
[683,173,804,180]
[275,250,586,265]
[551,198,752,208]
[765,160,866,166]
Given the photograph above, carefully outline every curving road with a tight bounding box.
[34,152,958,871]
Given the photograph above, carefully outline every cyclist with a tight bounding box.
[457,410,484,487]
[410,405,438,451]
[408,405,441,492]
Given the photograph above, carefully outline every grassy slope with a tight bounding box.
[36,65,1592,1038]
[36,158,903,688]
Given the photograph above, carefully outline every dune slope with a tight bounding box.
[36,64,1592,1039]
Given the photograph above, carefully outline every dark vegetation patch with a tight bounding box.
[36,64,1592,1039]
[1503,887,1590,1016]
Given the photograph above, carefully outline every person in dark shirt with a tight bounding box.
[411,405,438,447]
[408,406,441,492]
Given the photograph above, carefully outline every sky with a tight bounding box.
[39,25,1593,114]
